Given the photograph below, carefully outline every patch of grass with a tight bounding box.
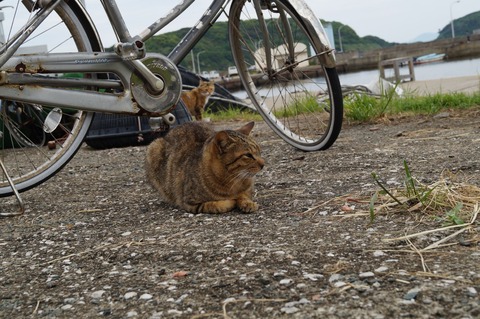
[204,106,262,122]
[369,161,479,227]
[344,89,480,122]
[207,86,480,123]
[272,95,318,118]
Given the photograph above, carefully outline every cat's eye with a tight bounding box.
[244,153,255,159]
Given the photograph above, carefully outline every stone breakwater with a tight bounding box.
[336,34,480,73]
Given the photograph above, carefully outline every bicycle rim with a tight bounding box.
[0,1,101,197]
[229,0,343,151]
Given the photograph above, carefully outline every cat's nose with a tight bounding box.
[258,158,265,170]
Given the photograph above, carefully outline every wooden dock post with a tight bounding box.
[379,57,415,83]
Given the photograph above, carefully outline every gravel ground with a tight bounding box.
[1,108,480,318]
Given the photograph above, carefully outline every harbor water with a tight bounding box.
[232,57,480,99]
[339,57,480,86]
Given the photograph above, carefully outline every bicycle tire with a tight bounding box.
[0,0,101,197]
[229,0,343,151]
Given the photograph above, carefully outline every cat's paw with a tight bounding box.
[237,199,258,213]
[199,200,236,214]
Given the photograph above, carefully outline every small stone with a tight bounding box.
[279,278,293,286]
[139,293,153,300]
[329,274,343,282]
[333,281,347,288]
[61,304,73,310]
[121,231,132,236]
[403,287,421,300]
[124,291,137,300]
[126,310,138,317]
[303,273,323,281]
[91,290,105,299]
[175,294,188,304]
[467,287,477,297]
[359,272,375,278]
[281,306,299,314]
[375,266,389,273]
[291,260,301,266]
[373,250,385,257]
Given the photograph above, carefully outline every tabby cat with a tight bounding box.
[181,80,215,121]
[145,121,264,214]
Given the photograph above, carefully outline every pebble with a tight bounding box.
[329,274,343,282]
[124,291,138,300]
[273,271,287,277]
[139,293,153,300]
[303,273,323,281]
[373,250,386,257]
[126,311,138,317]
[359,272,375,278]
[175,294,188,304]
[281,306,299,314]
[279,278,293,286]
[61,304,73,310]
[375,266,389,273]
[466,287,477,297]
[403,287,421,300]
[167,310,183,315]
[121,231,131,237]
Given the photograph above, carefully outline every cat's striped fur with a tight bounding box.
[145,121,264,214]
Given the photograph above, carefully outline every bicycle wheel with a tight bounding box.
[0,1,101,197]
[229,0,343,151]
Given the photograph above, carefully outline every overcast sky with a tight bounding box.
[87,0,480,47]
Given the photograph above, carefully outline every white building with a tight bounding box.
[254,42,309,71]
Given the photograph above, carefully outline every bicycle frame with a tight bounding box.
[0,0,334,116]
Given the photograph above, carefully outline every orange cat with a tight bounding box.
[181,80,215,121]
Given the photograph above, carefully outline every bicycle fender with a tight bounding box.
[284,0,336,68]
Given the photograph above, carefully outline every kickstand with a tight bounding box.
[0,157,25,217]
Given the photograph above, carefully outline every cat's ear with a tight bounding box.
[237,122,254,136]
[214,131,233,153]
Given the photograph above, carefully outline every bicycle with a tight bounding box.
[0,0,343,201]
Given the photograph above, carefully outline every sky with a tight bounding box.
[85,0,480,47]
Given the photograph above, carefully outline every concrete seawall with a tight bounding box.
[336,34,480,73]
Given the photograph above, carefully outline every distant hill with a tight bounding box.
[437,11,480,39]
[409,32,438,43]
[145,19,395,73]
[144,11,479,73]
[327,21,394,52]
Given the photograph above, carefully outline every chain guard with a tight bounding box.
[130,54,182,114]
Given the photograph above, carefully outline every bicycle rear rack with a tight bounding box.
[0,157,25,217]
